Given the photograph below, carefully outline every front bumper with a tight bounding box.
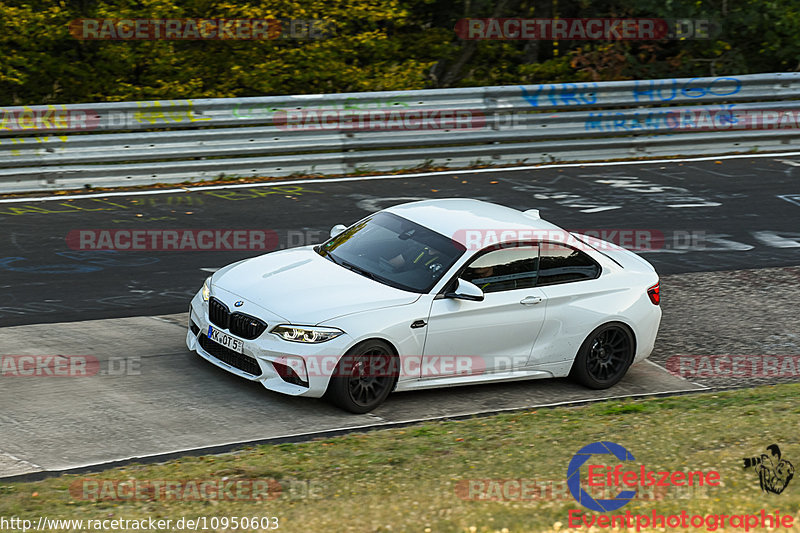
[186,289,354,398]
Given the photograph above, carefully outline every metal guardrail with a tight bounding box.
[1,72,799,192]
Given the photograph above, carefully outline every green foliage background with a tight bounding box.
[0,0,798,105]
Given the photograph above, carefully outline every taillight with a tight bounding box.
[647,282,660,305]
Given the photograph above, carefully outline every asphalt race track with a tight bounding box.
[2,154,800,326]
[1,153,798,479]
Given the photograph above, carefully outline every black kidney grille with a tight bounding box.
[208,297,267,340]
[208,297,229,329]
[229,313,268,340]
[199,334,261,376]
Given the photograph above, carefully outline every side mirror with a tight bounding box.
[330,224,347,238]
[445,278,484,302]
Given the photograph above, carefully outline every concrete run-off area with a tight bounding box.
[0,314,701,480]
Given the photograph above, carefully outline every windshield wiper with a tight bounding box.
[340,259,379,281]
[323,251,371,277]
[341,259,402,287]
[321,249,341,264]
[325,252,409,290]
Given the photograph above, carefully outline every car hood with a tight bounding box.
[212,246,420,324]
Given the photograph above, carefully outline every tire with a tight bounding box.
[570,323,635,389]
[325,339,397,413]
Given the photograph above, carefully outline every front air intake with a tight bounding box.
[199,334,261,376]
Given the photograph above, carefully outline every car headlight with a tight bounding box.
[272,325,344,343]
[202,277,211,301]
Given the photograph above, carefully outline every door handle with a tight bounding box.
[520,296,543,305]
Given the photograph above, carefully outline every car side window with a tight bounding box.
[461,245,539,293]
[536,243,600,286]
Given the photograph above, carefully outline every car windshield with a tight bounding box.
[317,212,466,293]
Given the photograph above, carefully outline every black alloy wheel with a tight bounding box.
[326,340,397,413]
[571,323,634,389]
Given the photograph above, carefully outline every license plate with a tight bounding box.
[208,325,245,354]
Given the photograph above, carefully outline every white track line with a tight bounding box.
[0,451,44,472]
[644,358,708,387]
[1,151,798,204]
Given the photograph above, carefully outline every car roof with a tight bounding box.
[384,198,564,246]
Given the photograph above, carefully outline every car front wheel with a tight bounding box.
[325,339,397,413]
[571,323,634,389]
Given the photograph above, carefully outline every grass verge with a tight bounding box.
[2,384,800,532]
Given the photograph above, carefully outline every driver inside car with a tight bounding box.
[466,265,495,291]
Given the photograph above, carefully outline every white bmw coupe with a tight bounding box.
[187,199,661,413]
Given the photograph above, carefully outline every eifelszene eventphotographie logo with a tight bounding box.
[567,441,637,512]
[566,441,797,531]
[567,441,721,512]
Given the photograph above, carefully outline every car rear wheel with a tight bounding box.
[325,340,397,413]
[571,323,634,389]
